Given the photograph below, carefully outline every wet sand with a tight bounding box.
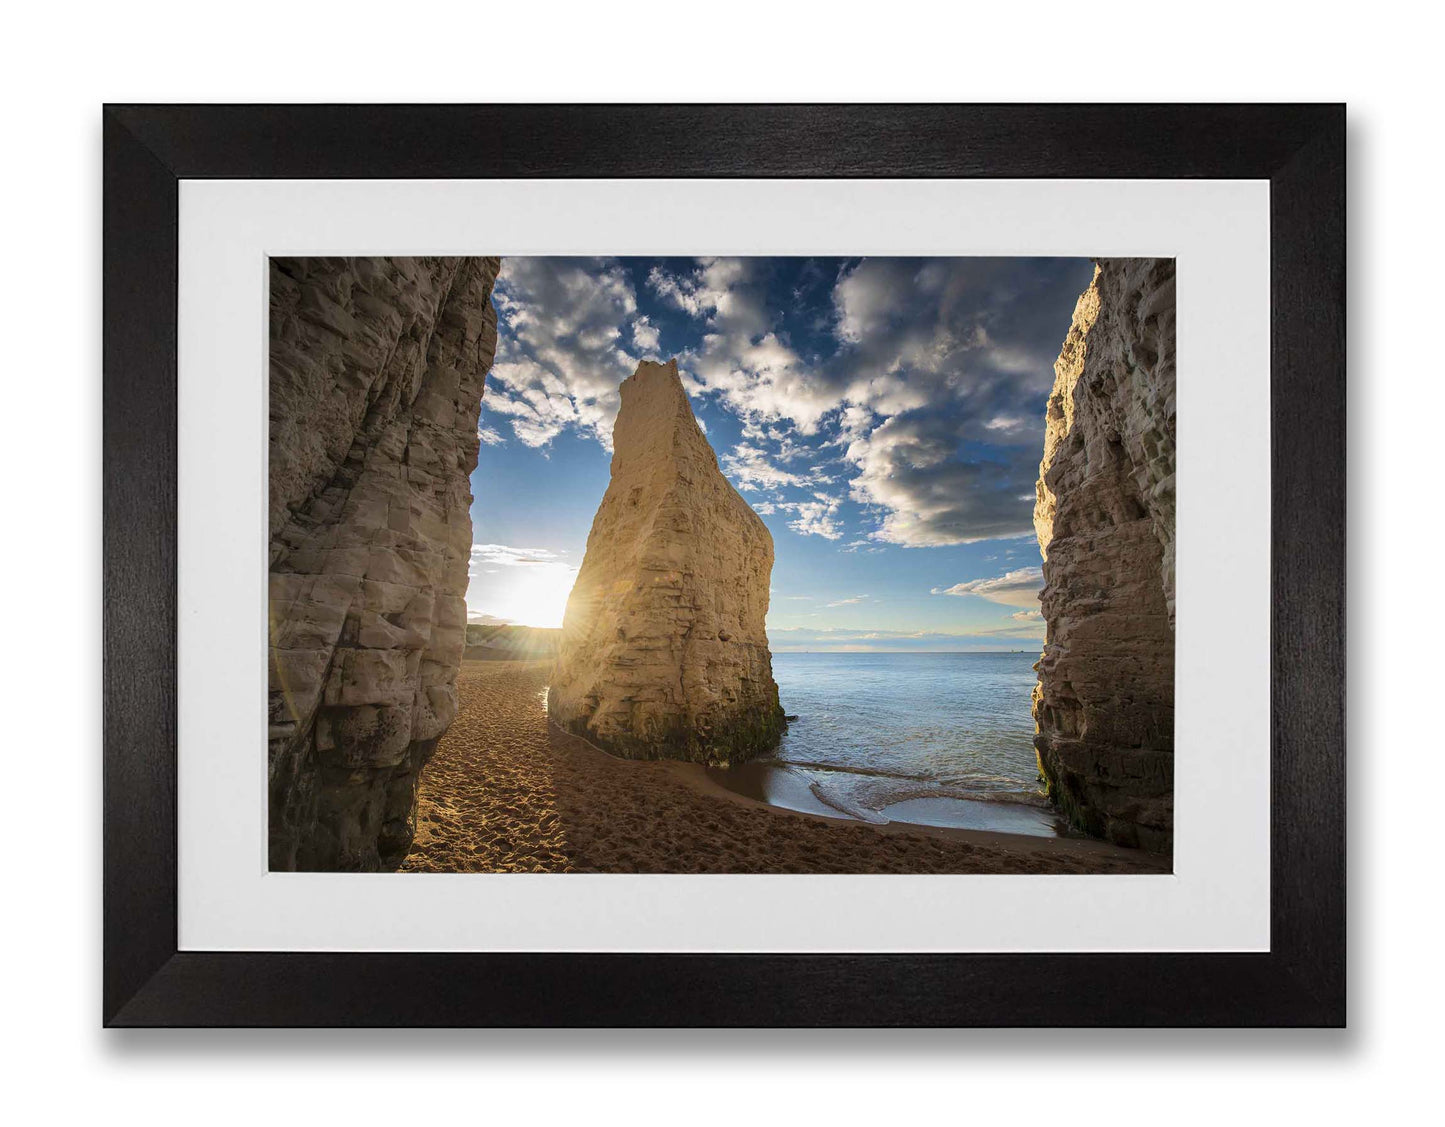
[401,660,1168,875]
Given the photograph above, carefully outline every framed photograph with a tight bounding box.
[104,104,1344,1026]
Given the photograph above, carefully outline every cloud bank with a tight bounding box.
[481,255,1092,549]
[483,258,640,450]
[931,566,1044,608]
[768,623,1045,652]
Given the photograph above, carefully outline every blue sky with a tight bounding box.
[466,256,1095,651]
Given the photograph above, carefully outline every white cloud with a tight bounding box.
[832,258,917,344]
[649,258,842,435]
[778,493,844,540]
[834,404,876,443]
[631,315,661,353]
[646,264,713,318]
[720,443,816,492]
[483,255,1095,548]
[648,258,1091,546]
[931,566,1043,608]
[470,544,566,567]
[825,594,869,608]
[767,624,1042,652]
[477,425,505,446]
[1011,609,1043,620]
[484,258,640,450]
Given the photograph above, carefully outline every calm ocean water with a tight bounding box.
[709,651,1063,837]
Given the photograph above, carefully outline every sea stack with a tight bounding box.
[550,359,785,764]
[1032,258,1176,852]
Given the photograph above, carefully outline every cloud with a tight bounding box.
[826,258,1094,545]
[825,594,869,608]
[767,625,1042,652]
[484,255,1093,547]
[645,265,712,318]
[484,258,640,450]
[778,493,844,540]
[649,258,841,435]
[845,413,1040,546]
[828,258,1088,420]
[647,256,1091,546]
[932,566,1043,608]
[631,315,661,353]
[471,544,567,567]
[833,259,912,344]
[477,425,505,446]
[720,443,833,494]
[1011,609,1043,620]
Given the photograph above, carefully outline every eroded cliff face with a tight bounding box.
[268,256,500,871]
[549,360,785,764]
[1033,259,1176,852]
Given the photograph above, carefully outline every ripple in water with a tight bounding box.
[709,651,1064,837]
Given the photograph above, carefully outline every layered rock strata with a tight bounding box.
[550,360,785,764]
[1032,259,1176,852]
[268,256,500,871]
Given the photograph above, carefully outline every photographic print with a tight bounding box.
[267,255,1176,877]
[104,102,1342,1028]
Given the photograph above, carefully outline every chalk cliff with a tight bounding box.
[550,360,785,764]
[268,255,500,871]
[1033,259,1176,852]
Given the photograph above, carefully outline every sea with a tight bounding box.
[707,651,1064,838]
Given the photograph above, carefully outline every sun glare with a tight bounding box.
[470,561,579,629]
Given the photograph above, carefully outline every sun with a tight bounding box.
[469,561,579,629]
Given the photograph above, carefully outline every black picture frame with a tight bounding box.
[103,104,1344,1027]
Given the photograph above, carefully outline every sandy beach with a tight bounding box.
[401,660,1167,875]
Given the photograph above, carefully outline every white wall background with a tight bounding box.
[2,2,1428,1123]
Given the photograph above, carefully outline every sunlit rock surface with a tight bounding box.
[268,256,500,871]
[550,360,785,764]
[1032,259,1176,852]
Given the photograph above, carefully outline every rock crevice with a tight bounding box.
[549,360,785,764]
[268,255,500,871]
[1032,259,1176,852]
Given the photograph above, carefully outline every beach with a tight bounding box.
[401,659,1167,875]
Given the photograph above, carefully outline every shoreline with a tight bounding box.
[672,760,1146,862]
[548,717,1095,856]
[401,659,1169,875]
[698,758,1064,838]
